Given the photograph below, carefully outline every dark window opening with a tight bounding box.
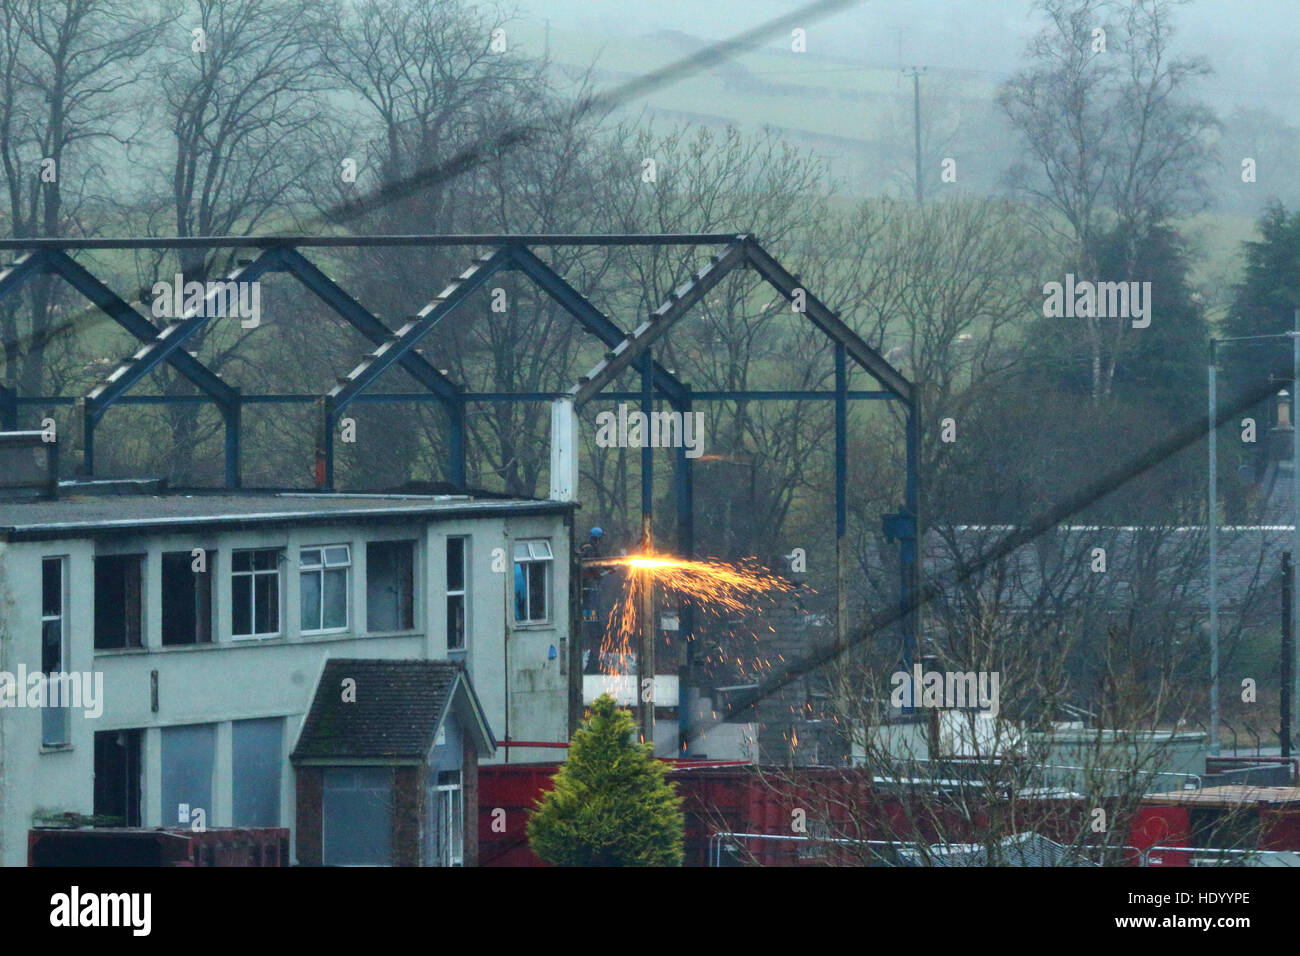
[446,537,466,649]
[94,729,142,827]
[366,540,415,632]
[162,551,213,646]
[94,554,144,650]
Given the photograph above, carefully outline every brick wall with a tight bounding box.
[392,766,422,866]
[295,767,323,865]
[463,734,479,866]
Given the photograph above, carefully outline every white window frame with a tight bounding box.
[436,770,464,867]
[513,539,553,625]
[300,544,351,635]
[41,556,69,747]
[231,548,282,639]
[446,536,468,651]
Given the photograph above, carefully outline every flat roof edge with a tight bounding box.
[0,498,577,541]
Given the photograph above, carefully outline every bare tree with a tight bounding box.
[998,0,1216,401]
[114,0,338,482]
[0,0,163,401]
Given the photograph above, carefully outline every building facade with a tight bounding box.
[0,489,575,866]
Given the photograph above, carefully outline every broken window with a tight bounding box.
[41,557,68,746]
[232,548,280,638]
[161,723,215,828]
[300,545,349,633]
[513,539,552,623]
[446,537,467,649]
[161,551,213,645]
[323,767,393,866]
[94,553,144,650]
[366,540,415,632]
[232,718,282,827]
[94,729,141,826]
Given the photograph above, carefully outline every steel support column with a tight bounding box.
[82,402,98,475]
[835,344,848,647]
[904,399,922,668]
[317,397,336,490]
[638,352,656,746]
[223,391,242,489]
[448,398,467,488]
[0,384,16,430]
[675,387,695,754]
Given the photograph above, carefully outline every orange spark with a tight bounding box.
[595,554,801,676]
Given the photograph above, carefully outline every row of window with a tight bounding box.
[93,724,462,866]
[93,720,283,830]
[37,537,552,747]
[44,536,552,652]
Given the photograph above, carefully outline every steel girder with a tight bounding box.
[569,240,749,406]
[277,247,461,402]
[0,250,236,403]
[323,247,514,416]
[0,248,247,484]
[504,245,688,406]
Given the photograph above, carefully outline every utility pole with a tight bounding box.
[637,354,655,748]
[1292,308,1300,726]
[905,67,924,204]
[1209,328,1297,756]
[638,523,655,747]
[1283,552,1293,760]
[1209,338,1219,755]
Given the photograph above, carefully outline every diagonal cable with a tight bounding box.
[713,374,1281,729]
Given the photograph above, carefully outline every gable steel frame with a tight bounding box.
[0,233,921,730]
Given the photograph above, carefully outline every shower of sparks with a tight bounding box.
[597,554,802,677]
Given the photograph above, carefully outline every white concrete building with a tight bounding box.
[0,488,574,866]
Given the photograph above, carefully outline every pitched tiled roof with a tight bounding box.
[292,659,492,762]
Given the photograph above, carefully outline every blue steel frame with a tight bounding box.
[0,233,921,694]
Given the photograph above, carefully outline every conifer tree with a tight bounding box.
[527,694,684,866]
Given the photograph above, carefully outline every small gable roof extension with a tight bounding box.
[291,659,495,765]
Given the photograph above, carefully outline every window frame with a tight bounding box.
[322,766,394,867]
[40,556,69,748]
[512,539,553,625]
[299,544,352,635]
[436,769,464,867]
[446,536,468,651]
[231,548,283,640]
